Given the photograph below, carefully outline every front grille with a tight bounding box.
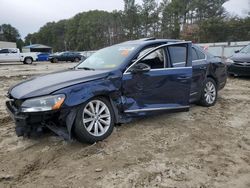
[228,64,250,75]
[234,61,250,63]
[234,62,250,66]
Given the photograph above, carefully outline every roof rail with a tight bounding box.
[138,37,156,41]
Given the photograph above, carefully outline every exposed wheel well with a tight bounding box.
[70,94,119,137]
[24,56,33,61]
[207,75,218,87]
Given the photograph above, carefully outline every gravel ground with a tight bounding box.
[0,62,249,188]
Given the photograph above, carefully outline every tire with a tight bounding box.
[228,73,238,77]
[51,58,58,63]
[23,57,33,64]
[199,78,217,107]
[74,57,80,62]
[73,97,115,144]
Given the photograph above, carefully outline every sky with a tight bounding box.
[0,0,249,39]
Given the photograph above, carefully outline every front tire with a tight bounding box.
[199,78,217,107]
[51,58,58,63]
[74,57,80,62]
[74,97,115,144]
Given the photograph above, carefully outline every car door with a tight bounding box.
[190,46,207,101]
[7,49,20,61]
[122,42,192,114]
[69,52,75,61]
[60,53,68,61]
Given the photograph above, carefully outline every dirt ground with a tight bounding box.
[0,62,249,188]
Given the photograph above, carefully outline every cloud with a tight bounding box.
[0,0,125,38]
[223,0,249,17]
[0,0,248,39]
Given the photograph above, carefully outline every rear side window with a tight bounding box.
[0,49,9,54]
[168,46,187,67]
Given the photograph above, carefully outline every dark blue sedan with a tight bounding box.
[6,38,227,143]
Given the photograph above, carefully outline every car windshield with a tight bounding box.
[240,45,250,53]
[76,44,138,70]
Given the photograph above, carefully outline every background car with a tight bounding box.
[48,51,85,63]
[80,51,96,58]
[227,44,250,76]
[37,52,50,61]
[0,48,38,64]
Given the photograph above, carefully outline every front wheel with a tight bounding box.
[74,97,115,144]
[199,78,217,107]
[51,58,58,63]
[74,57,80,62]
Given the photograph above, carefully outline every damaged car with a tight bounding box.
[227,44,250,77]
[6,38,227,143]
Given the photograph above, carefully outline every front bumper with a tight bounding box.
[227,63,250,76]
[6,100,30,136]
[6,100,75,139]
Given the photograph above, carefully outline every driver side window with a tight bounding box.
[132,48,166,70]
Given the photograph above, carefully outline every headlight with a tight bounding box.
[224,58,234,66]
[21,94,65,112]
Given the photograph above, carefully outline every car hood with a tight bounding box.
[231,53,250,62]
[9,69,110,99]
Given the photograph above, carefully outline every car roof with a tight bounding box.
[120,38,183,46]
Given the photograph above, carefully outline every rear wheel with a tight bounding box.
[23,57,33,64]
[74,97,114,144]
[199,78,217,107]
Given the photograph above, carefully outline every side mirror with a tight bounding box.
[235,50,240,53]
[129,63,151,74]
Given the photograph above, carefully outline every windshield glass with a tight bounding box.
[76,44,138,70]
[240,45,250,53]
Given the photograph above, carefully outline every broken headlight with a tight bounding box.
[224,58,234,66]
[21,94,65,112]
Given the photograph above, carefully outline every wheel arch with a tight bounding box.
[66,93,121,140]
[23,56,33,63]
[80,94,121,124]
[206,75,218,88]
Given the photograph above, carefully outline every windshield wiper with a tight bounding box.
[76,67,95,71]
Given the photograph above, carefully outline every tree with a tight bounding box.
[23,0,250,51]
[0,24,20,42]
[123,0,141,39]
[140,0,160,37]
[0,24,24,50]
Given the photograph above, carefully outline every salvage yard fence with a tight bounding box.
[198,41,250,58]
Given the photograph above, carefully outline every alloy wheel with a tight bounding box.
[82,100,111,137]
[26,58,32,64]
[204,81,216,104]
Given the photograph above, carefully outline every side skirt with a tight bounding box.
[124,105,190,113]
